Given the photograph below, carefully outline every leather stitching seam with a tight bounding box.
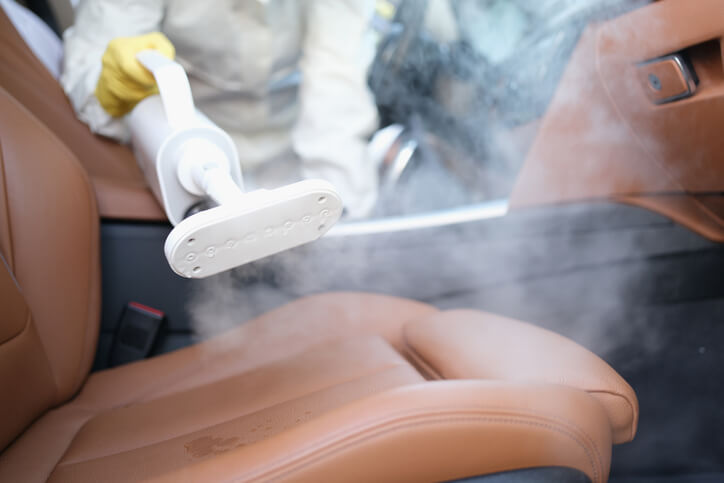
[0,139,15,268]
[587,389,637,441]
[246,410,604,483]
[401,337,444,380]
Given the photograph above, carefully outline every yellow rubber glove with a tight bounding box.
[94,32,175,117]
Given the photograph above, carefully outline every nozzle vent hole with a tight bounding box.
[318,196,327,204]
[192,266,201,274]
[187,238,196,246]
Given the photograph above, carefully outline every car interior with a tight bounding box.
[1,0,723,482]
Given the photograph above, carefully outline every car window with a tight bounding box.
[369,0,652,218]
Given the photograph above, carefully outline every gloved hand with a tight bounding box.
[94,32,175,117]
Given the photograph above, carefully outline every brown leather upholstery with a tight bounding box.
[0,294,635,483]
[0,9,164,221]
[0,87,100,450]
[0,86,638,481]
[403,311,637,444]
[510,0,724,242]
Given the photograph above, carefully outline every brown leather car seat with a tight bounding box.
[0,8,164,221]
[0,85,637,482]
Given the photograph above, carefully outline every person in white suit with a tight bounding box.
[61,0,379,218]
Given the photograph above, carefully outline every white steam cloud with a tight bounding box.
[186,0,665,352]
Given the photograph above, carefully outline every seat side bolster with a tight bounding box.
[0,86,101,447]
[151,381,612,483]
[402,310,639,444]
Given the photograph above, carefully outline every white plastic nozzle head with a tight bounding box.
[165,179,343,278]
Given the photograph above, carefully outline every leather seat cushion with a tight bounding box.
[0,293,632,483]
[51,336,422,482]
[0,293,436,482]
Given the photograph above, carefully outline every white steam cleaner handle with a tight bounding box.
[129,50,343,279]
[135,50,195,130]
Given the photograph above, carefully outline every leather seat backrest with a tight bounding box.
[0,9,164,220]
[0,8,140,185]
[0,87,100,451]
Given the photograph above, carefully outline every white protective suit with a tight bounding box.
[61,0,380,218]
